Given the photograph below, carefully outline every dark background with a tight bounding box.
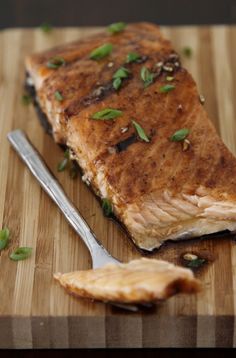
[1,0,236,28]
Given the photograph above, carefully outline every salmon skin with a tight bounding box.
[25,23,236,250]
[54,258,201,304]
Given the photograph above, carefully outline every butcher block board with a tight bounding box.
[1,25,236,348]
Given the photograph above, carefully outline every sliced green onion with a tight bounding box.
[89,43,113,60]
[186,258,206,268]
[54,91,64,101]
[108,22,126,34]
[47,57,65,69]
[10,247,32,261]
[182,46,193,58]
[113,67,130,79]
[112,67,130,91]
[113,77,122,90]
[57,149,70,172]
[69,163,79,179]
[91,108,123,120]
[159,84,175,93]
[40,23,53,33]
[102,198,113,216]
[170,128,190,142]
[140,66,154,88]
[0,228,10,251]
[21,94,32,105]
[126,52,141,63]
[57,158,68,172]
[132,120,150,142]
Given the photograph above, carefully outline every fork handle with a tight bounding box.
[7,129,115,267]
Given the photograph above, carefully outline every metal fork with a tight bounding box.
[7,129,150,312]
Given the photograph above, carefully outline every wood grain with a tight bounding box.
[0,26,236,348]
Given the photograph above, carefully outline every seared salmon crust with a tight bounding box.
[26,23,236,250]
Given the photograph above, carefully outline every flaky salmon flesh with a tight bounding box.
[54,258,200,304]
[25,22,236,250]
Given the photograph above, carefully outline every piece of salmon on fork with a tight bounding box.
[25,22,236,251]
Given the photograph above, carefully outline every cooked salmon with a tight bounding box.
[54,258,200,304]
[25,22,236,250]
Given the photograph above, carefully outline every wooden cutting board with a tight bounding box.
[1,26,236,348]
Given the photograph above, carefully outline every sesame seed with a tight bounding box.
[183,253,198,261]
[163,65,174,72]
[182,138,191,151]
[156,61,163,67]
[120,126,129,133]
[199,94,205,104]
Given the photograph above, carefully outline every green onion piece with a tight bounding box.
[64,149,70,159]
[91,108,123,120]
[102,198,113,216]
[54,90,64,101]
[21,94,32,106]
[170,128,190,142]
[69,163,79,179]
[57,149,70,172]
[166,76,174,82]
[108,22,126,34]
[10,247,32,261]
[112,67,130,91]
[126,52,141,63]
[113,77,122,90]
[140,66,154,88]
[47,57,66,69]
[0,228,10,251]
[186,258,206,268]
[182,46,193,58]
[40,22,53,33]
[159,84,175,93]
[57,149,78,179]
[57,158,68,172]
[132,119,150,142]
[113,67,130,79]
[89,43,113,60]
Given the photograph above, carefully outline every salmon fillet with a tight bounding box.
[54,258,200,304]
[25,22,236,250]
